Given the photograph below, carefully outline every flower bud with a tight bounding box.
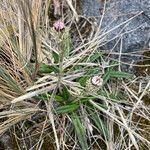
[85,76,103,94]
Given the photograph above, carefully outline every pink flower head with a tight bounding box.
[53,20,65,31]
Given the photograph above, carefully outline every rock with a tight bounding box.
[82,0,150,53]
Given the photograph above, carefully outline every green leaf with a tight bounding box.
[88,52,102,62]
[63,32,71,58]
[102,60,118,85]
[109,94,121,102]
[54,95,64,102]
[80,96,96,103]
[87,67,100,75]
[61,86,70,101]
[98,89,121,103]
[38,63,59,73]
[71,112,88,150]
[34,93,50,101]
[52,51,59,63]
[74,66,82,71]
[102,71,110,85]
[87,108,109,140]
[110,71,133,78]
[79,76,88,87]
[55,104,79,114]
[34,94,64,102]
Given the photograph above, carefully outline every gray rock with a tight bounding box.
[82,0,150,53]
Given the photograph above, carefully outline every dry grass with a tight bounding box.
[0,0,149,149]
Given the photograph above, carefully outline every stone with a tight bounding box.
[82,0,150,53]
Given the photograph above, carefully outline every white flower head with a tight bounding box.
[91,76,103,87]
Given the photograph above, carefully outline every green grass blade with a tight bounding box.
[55,104,79,114]
[71,112,88,150]
[87,108,109,140]
[110,71,133,78]
[0,67,22,92]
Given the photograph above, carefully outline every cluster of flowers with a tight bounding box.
[53,20,65,31]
